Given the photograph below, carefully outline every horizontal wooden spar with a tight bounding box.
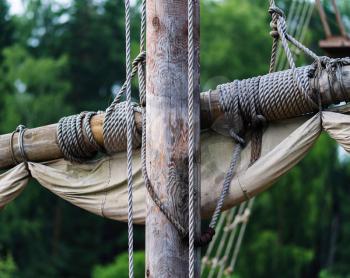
[0,92,218,169]
[0,64,350,170]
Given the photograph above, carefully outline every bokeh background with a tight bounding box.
[0,0,350,277]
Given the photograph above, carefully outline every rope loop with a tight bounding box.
[229,129,245,147]
[10,125,29,165]
[252,114,267,129]
[268,5,285,18]
[17,125,28,163]
[132,51,146,71]
[194,227,216,248]
[57,112,102,162]
[103,102,141,155]
[107,51,146,112]
[268,5,285,39]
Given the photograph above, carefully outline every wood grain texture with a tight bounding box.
[145,0,201,277]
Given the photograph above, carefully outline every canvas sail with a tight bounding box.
[1,112,349,224]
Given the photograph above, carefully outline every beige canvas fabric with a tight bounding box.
[0,112,346,224]
[0,163,29,210]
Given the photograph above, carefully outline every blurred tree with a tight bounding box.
[0,254,17,278]
[0,44,72,131]
[93,251,145,278]
[0,0,13,60]
[0,0,349,277]
[200,0,271,90]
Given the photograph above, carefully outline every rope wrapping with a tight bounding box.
[217,66,321,134]
[103,102,141,154]
[57,113,100,163]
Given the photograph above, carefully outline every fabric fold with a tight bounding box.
[0,112,348,224]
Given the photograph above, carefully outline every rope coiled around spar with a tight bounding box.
[57,112,101,162]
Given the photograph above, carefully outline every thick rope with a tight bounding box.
[216,203,246,278]
[207,209,237,278]
[10,125,29,165]
[124,0,134,275]
[209,144,242,230]
[103,102,141,153]
[188,0,196,275]
[57,113,100,162]
[226,198,255,275]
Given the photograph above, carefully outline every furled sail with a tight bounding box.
[1,111,349,224]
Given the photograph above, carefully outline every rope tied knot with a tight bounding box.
[229,129,246,147]
[132,51,146,70]
[195,227,216,247]
[269,6,285,39]
[252,114,267,129]
[10,124,31,173]
[268,6,285,18]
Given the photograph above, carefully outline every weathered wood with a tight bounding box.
[145,0,201,277]
[0,112,142,169]
[1,65,350,170]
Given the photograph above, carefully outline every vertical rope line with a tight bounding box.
[188,0,196,276]
[216,203,246,278]
[228,198,255,273]
[207,209,236,278]
[298,2,315,48]
[209,145,242,228]
[277,0,302,70]
[276,0,297,70]
[294,1,309,47]
[269,0,278,72]
[283,0,308,68]
[138,0,146,106]
[124,0,134,277]
[201,212,227,276]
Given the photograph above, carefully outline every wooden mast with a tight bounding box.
[145,0,200,277]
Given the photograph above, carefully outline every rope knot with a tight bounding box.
[269,21,279,38]
[269,6,286,39]
[132,50,146,69]
[229,129,246,147]
[252,114,267,129]
[195,227,215,247]
[268,6,285,18]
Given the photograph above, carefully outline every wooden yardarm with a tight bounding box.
[145,0,201,277]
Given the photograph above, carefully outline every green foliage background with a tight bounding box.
[0,0,349,277]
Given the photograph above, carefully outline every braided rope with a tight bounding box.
[187,0,196,275]
[269,4,319,109]
[103,102,141,153]
[57,113,100,162]
[209,144,242,229]
[124,0,135,275]
[105,51,146,120]
[83,112,105,153]
[9,125,29,166]
[226,198,255,275]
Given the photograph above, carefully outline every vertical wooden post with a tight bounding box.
[145,0,200,277]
